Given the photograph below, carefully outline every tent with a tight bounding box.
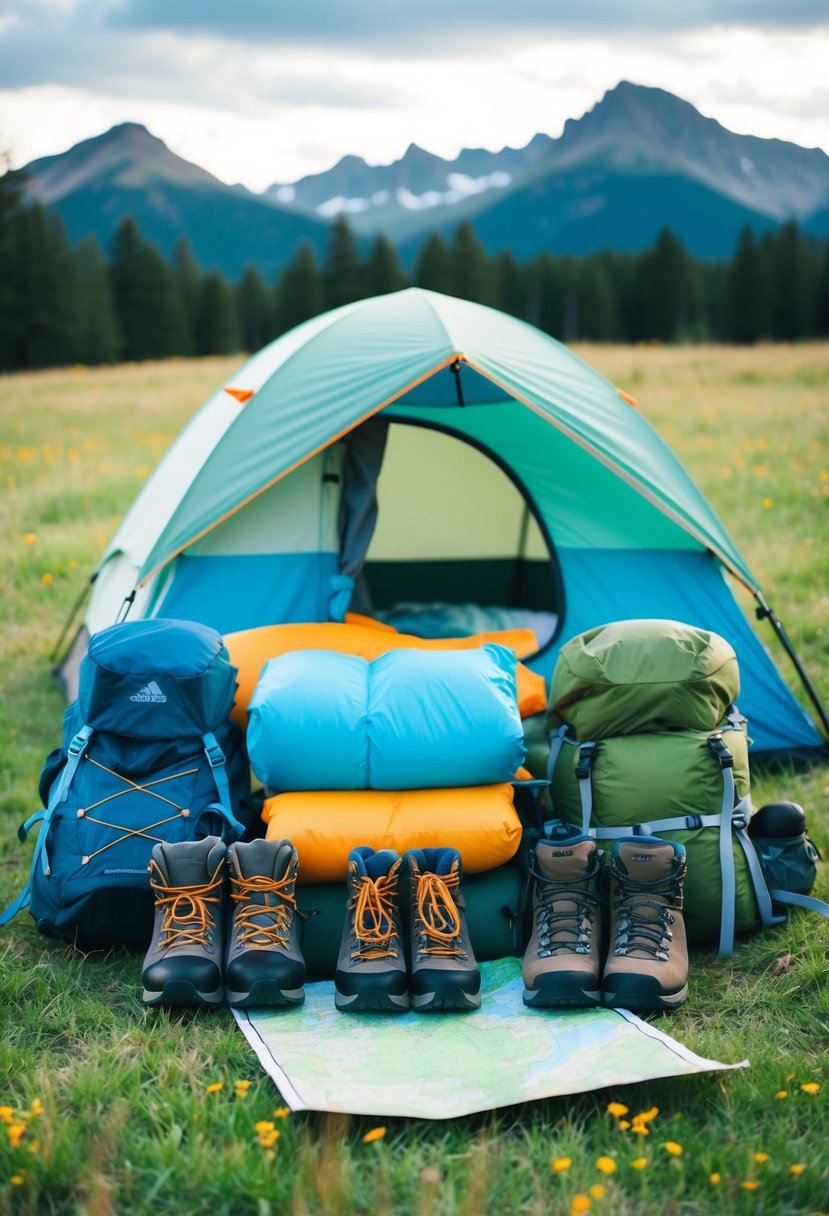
[64,288,826,763]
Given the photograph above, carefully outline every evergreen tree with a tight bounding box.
[75,235,121,364]
[495,250,525,319]
[274,243,322,334]
[110,219,189,360]
[814,244,829,338]
[0,164,26,370]
[361,236,407,297]
[632,229,700,341]
[322,215,360,309]
[413,232,453,295]
[195,270,241,355]
[576,258,617,340]
[771,221,813,339]
[449,221,495,305]
[236,263,273,352]
[15,204,78,368]
[726,227,772,342]
[172,235,202,355]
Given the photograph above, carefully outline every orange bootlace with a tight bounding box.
[149,857,224,950]
[352,868,400,960]
[230,871,298,947]
[414,868,465,958]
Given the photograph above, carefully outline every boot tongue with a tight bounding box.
[616,840,676,884]
[158,837,220,886]
[537,838,595,881]
[235,838,294,882]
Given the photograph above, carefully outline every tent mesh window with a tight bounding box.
[361,422,560,643]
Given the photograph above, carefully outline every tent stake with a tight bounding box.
[755,592,829,738]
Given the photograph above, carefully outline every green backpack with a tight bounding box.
[544,619,825,953]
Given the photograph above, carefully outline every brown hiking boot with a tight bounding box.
[602,837,689,1012]
[142,836,227,1008]
[522,834,604,1008]
[405,847,481,1012]
[225,838,306,1008]
[335,847,408,1013]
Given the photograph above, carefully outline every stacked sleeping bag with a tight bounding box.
[246,644,529,975]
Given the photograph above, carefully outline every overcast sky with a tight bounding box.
[1,1,827,190]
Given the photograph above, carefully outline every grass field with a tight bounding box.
[1,344,828,1215]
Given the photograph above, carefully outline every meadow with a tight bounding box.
[1,344,827,1215]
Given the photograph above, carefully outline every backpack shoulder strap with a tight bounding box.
[202,731,245,839]
[0,723,94,927]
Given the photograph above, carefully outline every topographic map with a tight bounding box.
[235,957,746,1119]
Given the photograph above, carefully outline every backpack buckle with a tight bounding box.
[203,740,226,770]
[708,734,734,768]
[575,742,597,780]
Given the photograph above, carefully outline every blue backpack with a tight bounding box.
[1,619,251,948]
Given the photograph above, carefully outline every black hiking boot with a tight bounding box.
[334,847,409,1013]
[225,838,306,1008]
[142,836,227,1008]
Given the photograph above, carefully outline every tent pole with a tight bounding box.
[755,591,829,738]
[50,571,97,665]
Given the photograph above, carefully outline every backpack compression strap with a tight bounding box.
[202,732,245,840]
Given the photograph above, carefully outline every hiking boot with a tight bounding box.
[602,836,688,1012]
[225,838,306,1008]
[142,836,227,1008]
[405,847,481,1012]
[334,847,408,1013]
[522,834,604,1008]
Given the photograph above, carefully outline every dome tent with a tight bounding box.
[62,288,825,763]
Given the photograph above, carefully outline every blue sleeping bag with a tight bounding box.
[247,644,526,790]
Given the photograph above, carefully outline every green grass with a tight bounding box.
[1,347,828,1215]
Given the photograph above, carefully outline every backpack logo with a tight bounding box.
[630,854,655,863]
[130,681,167,704]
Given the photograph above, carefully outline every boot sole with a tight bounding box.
[335,988,410,1013]
[603,976,689,1012]
[523,981,602,1009]
[411,989,481,1012]
[143,980,224,1009]
[227,982,305,1009]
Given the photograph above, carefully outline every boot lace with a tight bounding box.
[352,868,400,960]
[230,870,298,947]
[414,868,466,959]
[611,862,686,961]
[531,853,602,958]
[149,857,224,950]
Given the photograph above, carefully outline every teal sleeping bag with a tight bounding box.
[247,644,525,790]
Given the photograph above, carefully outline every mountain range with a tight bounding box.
[18,81,829,278]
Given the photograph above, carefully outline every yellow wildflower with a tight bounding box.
[570,1196,591,1215]
[254,1121,275,1134]
[10,1174,24,1186]
[709,1173,721,1185]
[753,1152,770,1164]
[551,1156,573,1173]
[606,1102,629,1118]
[362,1127,386,1143]
[0,1107,13,1123]
[761,497,774,509]
[618,1121,631,1131]
[205,1082,223,1095]
[22,533,38,545]
[741,1180,760,1192]
[800,1082,821,1095]
[6,1123,26,1149]
[596,1156,616,1175]
[789,1164,805,1177]
[234,1080,251,1098]
[774,1090,788,1100]
[41,572,54,586]
[663,1142,683,1157]
[630,1158,648,1171]
[273,1106,291,1119]
[589,1185,606,1200]
[258,1129,281,1149]
[29,1100,43,1118]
